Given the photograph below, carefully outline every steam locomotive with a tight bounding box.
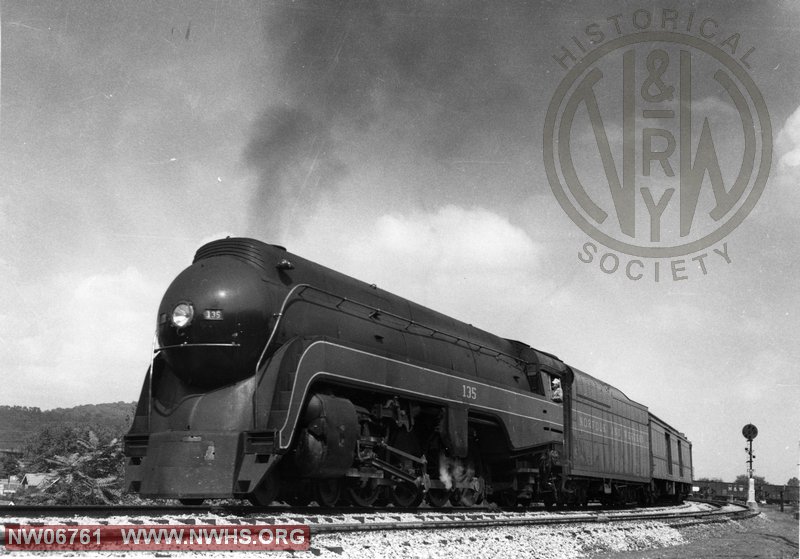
[124,237,692,507]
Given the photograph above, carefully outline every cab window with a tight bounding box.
[526,366,543,394]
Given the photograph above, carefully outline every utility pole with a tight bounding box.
[742,423,758,511]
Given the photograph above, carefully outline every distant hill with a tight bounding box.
[0,402,136,452]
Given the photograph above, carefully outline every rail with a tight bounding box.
[309,502,758,534]
[0,501,757,543]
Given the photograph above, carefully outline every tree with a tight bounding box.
[0,454,21,478]
[787,477,799,487]
[25,425,86,473]
[23,423,124,473]
[735,474,767,486]
[23,432,125,505]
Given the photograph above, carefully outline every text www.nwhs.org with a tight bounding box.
[4,524,310,551]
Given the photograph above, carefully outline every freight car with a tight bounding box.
[695,480,800,505]
[124,237,692,507]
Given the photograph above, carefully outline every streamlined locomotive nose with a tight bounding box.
[157,254,272,387]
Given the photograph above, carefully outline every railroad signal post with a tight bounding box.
[742,424,758,510]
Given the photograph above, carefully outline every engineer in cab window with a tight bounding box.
[551,377,563,403]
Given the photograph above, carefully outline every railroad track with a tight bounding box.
[307,501,757,534]
[0,503,494,518]
[0,500,755,542]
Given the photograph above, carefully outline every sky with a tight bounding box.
[1,1,798,485]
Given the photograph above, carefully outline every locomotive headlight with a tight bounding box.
[171,302,195,328]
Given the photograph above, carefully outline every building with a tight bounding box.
[20,473,56,490]
[0,475,21,497]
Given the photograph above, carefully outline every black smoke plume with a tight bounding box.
[244,2,532,236]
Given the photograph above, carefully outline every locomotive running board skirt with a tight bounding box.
[273,340,563,451]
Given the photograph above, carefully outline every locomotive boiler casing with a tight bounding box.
[125,238,564,500]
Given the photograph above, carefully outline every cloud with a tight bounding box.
[290,205,548,337]
[244,3,531,238]
[753,104,800,232]
[776,105,800,171]
[770,104,800,213]
[2,267,160,407]
[688,95,741,119]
